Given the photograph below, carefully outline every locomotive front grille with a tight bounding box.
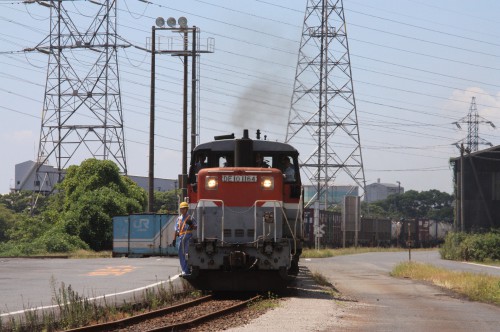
[224,229,232,237]
[235,229,245,237]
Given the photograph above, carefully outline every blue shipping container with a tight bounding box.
[113,214,178,257]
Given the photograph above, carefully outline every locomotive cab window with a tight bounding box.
[189,150,210,185]
[219,154,234,167]
[281,155,297,183]
[194,153,208,173]
[255,153,271,168]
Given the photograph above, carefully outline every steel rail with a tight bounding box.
[64,295,213,332]
[146,295,261,332]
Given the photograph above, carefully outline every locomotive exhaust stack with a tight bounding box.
[234,129,253,167]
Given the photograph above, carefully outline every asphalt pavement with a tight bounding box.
[302,250,500,331]
[0,256,182,320]
[2,250,499,329]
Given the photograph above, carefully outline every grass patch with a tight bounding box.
[392,262,500,305]
[248,292,280,311]
[68,250,112,259]
[311,271,332,287]
[302,247,405,258]
[1,277,196,331]
[0,250,112,259]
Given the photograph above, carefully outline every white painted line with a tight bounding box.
[461,261,500,270]
[0,275,180,318]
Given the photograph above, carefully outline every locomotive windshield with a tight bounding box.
[188,137,300,187]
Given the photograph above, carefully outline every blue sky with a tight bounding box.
[1,0,499,195]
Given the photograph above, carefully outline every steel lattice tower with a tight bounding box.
[453,96,495,153]
[35,0,126,187]
[467,97,479,152]
[286,0,366,208]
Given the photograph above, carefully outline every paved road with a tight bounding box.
[0,256,182,320]
[3,250,499,330]
[303,250,500,331]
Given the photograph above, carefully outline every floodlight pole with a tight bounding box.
[148,25,156,212]
[182,30,188,201]
[148,18,213,207]
[191,27,197,152]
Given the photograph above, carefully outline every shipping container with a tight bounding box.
[112,213,178,257]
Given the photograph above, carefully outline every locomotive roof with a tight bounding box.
[194,139,298,153]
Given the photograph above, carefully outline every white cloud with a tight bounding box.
[3,130,35,143]
[448,87,500,118]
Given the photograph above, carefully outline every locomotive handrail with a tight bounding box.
[253,200,282,242]
[253,200,303,253]
[193,199,301,247]
[282,204,298,252]
[196,199,225,242]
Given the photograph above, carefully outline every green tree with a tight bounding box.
[57,159,147,251]
[0,204,17,242]
[361,202,386,219]
[153,190,180,213]
[419,190,454,222]
[0,160,142,254]
[0,191,47,215]
[371,189,453,221]
[1,212,88,255]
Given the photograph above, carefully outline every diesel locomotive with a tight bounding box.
[182,130,304,291]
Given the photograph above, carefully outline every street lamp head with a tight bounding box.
[178,16,188,28]
[155,17,165,27]
[166,17,176,27]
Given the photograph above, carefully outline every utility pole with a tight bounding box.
[460,144,465,232]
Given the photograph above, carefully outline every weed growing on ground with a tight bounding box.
[248,292,280,311]
[392,261,500,305]
[302,247,406,258]
[1,276,196,331]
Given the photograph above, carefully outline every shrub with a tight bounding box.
[33,228,89,253]
[440,231,500,262]
[439,232,467,260]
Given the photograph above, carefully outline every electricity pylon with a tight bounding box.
[286,0,366,208]
[32,0,127,190]
[453,96,495,153]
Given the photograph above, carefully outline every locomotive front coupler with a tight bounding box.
[261,240,283,255]
[194,238,218,255]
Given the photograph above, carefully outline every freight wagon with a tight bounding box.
[304,209,392,247]
[305,209,451,248]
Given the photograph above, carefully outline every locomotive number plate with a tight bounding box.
[222,175,257,182]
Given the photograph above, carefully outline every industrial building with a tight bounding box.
[12,160,176,194]
[450,145,500,231]
[302,185,359,208]
[365,179,404,203]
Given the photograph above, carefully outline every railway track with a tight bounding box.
[65,294,261,332]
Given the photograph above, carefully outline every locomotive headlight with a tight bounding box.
[261,176,274,190]
[205,176,218,190]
